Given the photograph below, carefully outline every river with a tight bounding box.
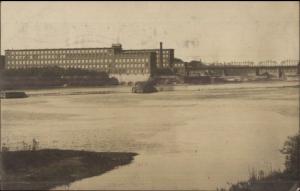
[1,81,299,190]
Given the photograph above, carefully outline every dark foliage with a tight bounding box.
[280,133,300,179]
[0,66,109,79]
[1,149,137,190]
[226,133,300,191]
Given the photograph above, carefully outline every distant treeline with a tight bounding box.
[1,66,109,78]
[0,66,118,90]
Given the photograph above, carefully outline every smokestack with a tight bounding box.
[159,42,163,68]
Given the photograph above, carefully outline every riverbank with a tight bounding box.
[224,133,300,191]
[10,80,298,97]
[0,149,137,190]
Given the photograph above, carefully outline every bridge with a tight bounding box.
[185,61,300,78]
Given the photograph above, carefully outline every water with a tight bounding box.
[1,82,299,190]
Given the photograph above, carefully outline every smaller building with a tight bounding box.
[173,58,186,75]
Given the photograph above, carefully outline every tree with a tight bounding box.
[280,133,300,179]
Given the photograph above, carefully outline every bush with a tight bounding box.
[280,133,300,179]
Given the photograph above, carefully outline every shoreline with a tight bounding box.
[1,80,298,98]
[0,149,137,190]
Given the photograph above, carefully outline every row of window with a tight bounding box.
[115,64,146,69]
[7,49,111,55]
[112,69,150,74]
[156,58,170,62]
[8,55,149,63]
[7,58,150,65]
[7,62,148,69]
[8,60,110,65]
[157,64,171,68]
[6,65,150,73]
[7,65,109,69]
[174,63,185,67]
[8,55,66,60]
[115,58,148,63]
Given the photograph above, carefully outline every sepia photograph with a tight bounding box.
[0,1,299,191]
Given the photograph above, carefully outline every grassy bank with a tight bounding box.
[222,133,300,191]
[0,149,137,190]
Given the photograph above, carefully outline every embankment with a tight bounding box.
[0,149,137,190]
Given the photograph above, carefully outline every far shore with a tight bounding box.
[0,149,137,190]
[1,80,298,98]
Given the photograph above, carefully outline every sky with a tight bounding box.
[1,1,299,62]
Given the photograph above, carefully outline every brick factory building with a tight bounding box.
[4,43,174,83]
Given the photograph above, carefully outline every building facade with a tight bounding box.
[4,43,174,82]
[123,49,174,69]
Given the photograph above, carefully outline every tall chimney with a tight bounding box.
[159,42,163,68]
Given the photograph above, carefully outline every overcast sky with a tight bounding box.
[1,1,299,62]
